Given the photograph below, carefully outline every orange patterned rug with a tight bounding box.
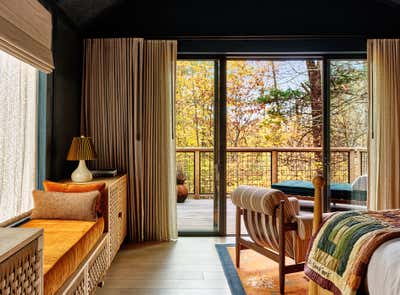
[216,244,309,295]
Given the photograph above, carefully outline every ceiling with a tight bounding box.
[55,0,121,27]
[55,0,400,33]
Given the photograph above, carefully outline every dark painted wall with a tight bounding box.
[85,0,400,36]
[49,16,83,180]
[40,1,83,180]
[83,0,400,53]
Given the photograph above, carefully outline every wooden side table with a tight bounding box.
[0,228,44,294]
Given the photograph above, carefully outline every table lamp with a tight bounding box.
[67,136,97,182]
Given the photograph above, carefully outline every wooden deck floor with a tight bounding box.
[177,198,247,234]
[177,198,342,234]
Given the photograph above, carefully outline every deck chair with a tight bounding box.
[232,185,314,294]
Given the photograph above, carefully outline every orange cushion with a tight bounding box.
[20,218,104,295]
[43,180,106,215]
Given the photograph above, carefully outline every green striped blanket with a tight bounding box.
[305,210,400,295]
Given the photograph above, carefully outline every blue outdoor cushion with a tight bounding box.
[271,180,366,202]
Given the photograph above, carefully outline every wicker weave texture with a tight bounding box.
[59,234,109,295]
[66,271,85,295]
[109,184,119,262]
[109,176,127,262]
[87,236,109,294]
[0,240,42,295]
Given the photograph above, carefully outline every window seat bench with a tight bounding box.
[20,218,105,295]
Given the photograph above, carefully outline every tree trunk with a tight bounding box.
[306,60,323,148]
[271,61,278,89]
[306,60,323,174]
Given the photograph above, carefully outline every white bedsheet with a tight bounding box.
[367,238,400,295]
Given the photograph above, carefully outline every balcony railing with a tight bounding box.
[176,147,367,199]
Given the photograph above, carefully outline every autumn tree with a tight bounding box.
[176,60,214,147]
[330,61,368,147]
[226,60,272,147]
[176,59,368,189]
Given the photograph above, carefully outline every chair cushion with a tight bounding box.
[288,197,300,215]
[231,185,297,220]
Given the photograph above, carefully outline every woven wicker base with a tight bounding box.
[56,233,110,295]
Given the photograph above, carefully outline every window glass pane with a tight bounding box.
[226,60,323,233]
[0,50,37,222]
[176,60,216,232]
[329,60,368,210]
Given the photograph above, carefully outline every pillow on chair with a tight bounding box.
[31,190,99,221]
[43,180,106,216]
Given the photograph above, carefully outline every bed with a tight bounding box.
[307,176,400,295]
[20,218,105,295]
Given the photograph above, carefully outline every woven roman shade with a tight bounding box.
[0,0,54,73]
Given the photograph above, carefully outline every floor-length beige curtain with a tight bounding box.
[81,38,177,242]
[368,39,400,210]
[142,40,177,240]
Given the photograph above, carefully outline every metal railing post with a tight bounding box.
[194,150,201,199]
[176,147,366,196]
[271,150,278,185]
[349,150,358,183]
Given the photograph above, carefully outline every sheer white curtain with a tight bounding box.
[0,50,37,222]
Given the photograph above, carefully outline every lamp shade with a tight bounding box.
[67,136,97,161]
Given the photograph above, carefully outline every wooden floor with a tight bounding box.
[177,198,247,234]
[97,237,234,295]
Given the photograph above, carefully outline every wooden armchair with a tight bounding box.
[232,184,315,294]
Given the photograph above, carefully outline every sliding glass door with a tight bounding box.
[328,59,368,210]
[175,55,368,236]
[176,59,221,234]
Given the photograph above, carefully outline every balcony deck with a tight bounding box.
[177,198,247,234]
[177,197,365,234]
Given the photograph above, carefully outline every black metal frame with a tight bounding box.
[216,57,227,235]
[177,56,226,236]
[322,57,331,212]
[322,56,367,212]
[177,52,367,236]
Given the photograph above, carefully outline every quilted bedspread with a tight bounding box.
[304,210,400,295]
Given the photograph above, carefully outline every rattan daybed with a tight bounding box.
[20,218,108,295]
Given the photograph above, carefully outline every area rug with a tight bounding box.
[216,244,309,295]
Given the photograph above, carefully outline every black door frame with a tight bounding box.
[322,55,367,212]
[177,55,226,236]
